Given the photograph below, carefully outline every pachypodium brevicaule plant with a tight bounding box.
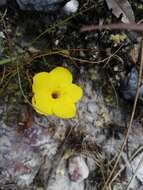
[32,67,83,118]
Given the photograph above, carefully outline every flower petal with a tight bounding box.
[53,101,76,118]
[49,67,72,86]
[32,91,53,115]
[64,84,83,103]
[32,72,50,93]
[32,67,83,119]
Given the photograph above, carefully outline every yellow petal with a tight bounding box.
[49,67,72,86]
[32,91,53,115]
[53,101,76,118]
[32,96,46,115]
[32,72,50,93]
[64,84,83,103]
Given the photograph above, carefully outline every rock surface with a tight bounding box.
[68,156,89,182]
[16,0,66,11]
[44,159,85,190]
[0,0,7,6]
[0,63,137,190]
[0,120,58,187]
[0,65,119,189]
[131,153,143,183]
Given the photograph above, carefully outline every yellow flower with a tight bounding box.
[32,67,83,119]
[110,34,127,44]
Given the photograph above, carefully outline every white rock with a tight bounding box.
[63,0,79,14]
[47,174,84,190]
[131,153,143,183]
[45,160,84,190]
[0,31,5,39]
[87,102,97,113]
[68,156,89,183]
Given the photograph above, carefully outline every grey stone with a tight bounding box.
[0,0,7,6]
[16,0,64,11]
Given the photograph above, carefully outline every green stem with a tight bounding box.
[0,57,16,65]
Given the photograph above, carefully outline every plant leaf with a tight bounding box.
[0,57,16,65]
[106,0,135,23]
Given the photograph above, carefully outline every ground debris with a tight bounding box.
[106,0,135,23]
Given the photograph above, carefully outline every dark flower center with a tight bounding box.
[52,91,60,99]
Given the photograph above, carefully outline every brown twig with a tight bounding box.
[80,23,143,32]
[101,34,143,190]
[28,46,122,65]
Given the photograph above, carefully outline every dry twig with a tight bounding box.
[81,23,143,33]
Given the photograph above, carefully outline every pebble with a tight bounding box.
[63,0,79,14]
[120,67,143,100]
[87,102,97,113]
[68,156,89,183]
